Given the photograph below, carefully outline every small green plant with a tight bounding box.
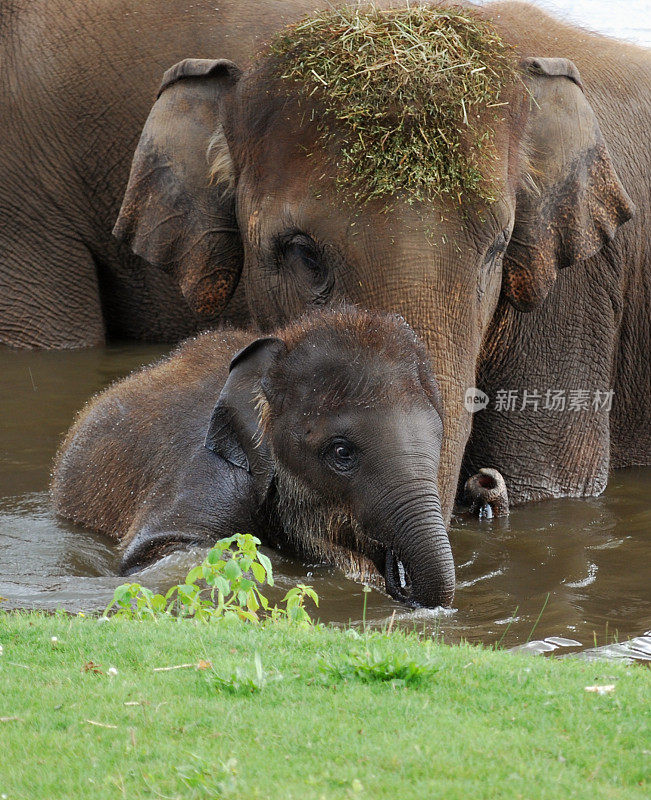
[211,652,279,696]
[271,584,319,627]
[175,754,238,797]
[105,582,169,619]
[361,584,371,632]
[321,641,439,688]
[526,592,550,643]
[494,604,520,650]
[104,534,318,625]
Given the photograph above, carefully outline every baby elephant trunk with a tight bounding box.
[379,487,455,609]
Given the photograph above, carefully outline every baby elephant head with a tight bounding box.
[206,306,454,608]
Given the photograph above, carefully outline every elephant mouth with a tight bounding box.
[384,548,418,607]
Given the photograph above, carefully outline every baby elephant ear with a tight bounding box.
[205,338,286,495]
[504,57,635,311]
[113,58,243,317]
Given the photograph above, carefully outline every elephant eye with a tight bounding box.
[274,231,335,305]
[278,233,324,276]
[484,229,509,264]
[322,437,359,474]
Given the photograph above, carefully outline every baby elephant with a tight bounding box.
[51,306,454,608]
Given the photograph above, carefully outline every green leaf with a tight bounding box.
[207,543,227,564]
[164,585,178,602]
[176,584,200,606]
[237,609,259,623]
[282,587,299,605]
[238,556,252,573]
[304,587,320,607]
[211,575,230,596]
[257,553,274,585]
[185,565,203,585]
[150,594,167,612]
[250,562,266,584]
[223,559,242,582]
[112,583,136,605]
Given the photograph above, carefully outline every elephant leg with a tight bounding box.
[0,225,105,348]
[462,262,615,505]
[119,449,260,574]
[609,274,651,468]
[96,241,252,344]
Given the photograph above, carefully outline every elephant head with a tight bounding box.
[113,7,634,521]
[205,306,453,608]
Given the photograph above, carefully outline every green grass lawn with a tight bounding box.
[0,613,648,799]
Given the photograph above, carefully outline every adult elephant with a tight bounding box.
[114,1,649,519]
[0,0,322,347]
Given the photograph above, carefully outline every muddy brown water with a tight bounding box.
[1,343,649,661]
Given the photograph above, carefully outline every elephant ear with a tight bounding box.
[504,57,635,311]
[205,337,287,499]
[112,58,243,317]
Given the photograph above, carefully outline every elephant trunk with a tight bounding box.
[120,529,209,575]
[375,486,455,609]
[464,467,509,518]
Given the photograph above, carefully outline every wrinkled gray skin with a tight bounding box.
[51,307,454,608]
[1,0,316,346]
[114,1,649,521]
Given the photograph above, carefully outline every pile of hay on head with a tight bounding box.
[269,4,518,205]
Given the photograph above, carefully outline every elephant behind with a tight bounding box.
[113,1,649,519]
[3,1,648,517]
[0,0,319,347]
[51,306,454,609]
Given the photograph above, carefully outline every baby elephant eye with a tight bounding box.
[334,443,352,460]
[323,438,358,474]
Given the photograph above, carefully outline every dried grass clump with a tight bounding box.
[269,4,518,204]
